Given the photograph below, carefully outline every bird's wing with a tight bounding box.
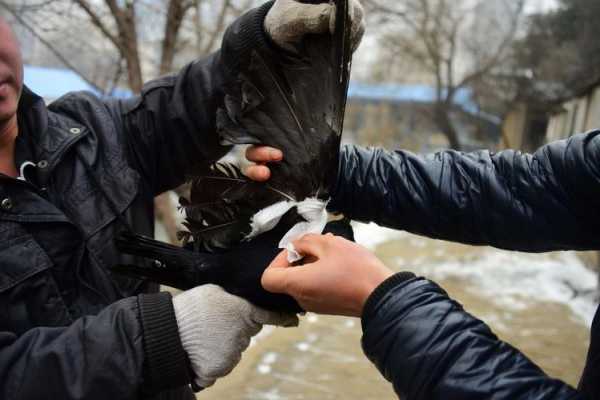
[182,0,353,252]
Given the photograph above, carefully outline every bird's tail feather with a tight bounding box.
[115,232,199,268]
[113,232,222,290]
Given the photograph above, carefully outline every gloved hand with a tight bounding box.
[112,219,355,314]
[265,0,365,53]
[172,284,298,389]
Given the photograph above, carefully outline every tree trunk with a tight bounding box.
[435,103,462,150]
[123,50,143,93]
[113,2,144,93]
[159,0,190,75]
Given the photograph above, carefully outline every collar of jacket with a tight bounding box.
[17,86,89,186]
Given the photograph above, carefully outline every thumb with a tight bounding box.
[262,250,292,294]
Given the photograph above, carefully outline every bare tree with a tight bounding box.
[365,0,525,149]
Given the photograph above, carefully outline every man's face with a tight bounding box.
[0,18,23,124]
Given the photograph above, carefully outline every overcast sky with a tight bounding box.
[351,0,563,82]
[526,0,558,13]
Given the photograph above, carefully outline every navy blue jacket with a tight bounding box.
[332,134,600,399]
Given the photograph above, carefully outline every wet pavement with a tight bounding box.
[199,224,596,399]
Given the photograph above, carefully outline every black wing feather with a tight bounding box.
[179,0,353,252]
[182,163,287,251]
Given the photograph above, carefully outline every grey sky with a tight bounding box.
[526,0,558,13]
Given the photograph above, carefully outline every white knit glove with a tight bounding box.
[172,285,298,389]
[265,0,365,53]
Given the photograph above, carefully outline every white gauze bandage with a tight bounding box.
[246,197,329,262]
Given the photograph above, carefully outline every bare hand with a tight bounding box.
[261,234,394,317]
[244,146,283,182]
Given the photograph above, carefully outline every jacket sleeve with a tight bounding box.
[361,274,584,400]
[330,131,600,252]
[103,2,275,195]
[0,293,191,400]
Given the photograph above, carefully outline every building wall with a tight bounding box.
[344,101,448,152]
[547,85,600,142]
[501,103,549,153]
[344,99,499,152]
[502,103,528,150]
[587,89,600,130]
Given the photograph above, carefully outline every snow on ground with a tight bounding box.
[421,250,598,326]
[353,223,599,326]
[352,222,408,250]
[257,352,279,375]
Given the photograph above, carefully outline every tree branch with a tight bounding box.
[200,0,231,55]
[457,1,523,91]
[0,1,105,94]
[72,0,122,52]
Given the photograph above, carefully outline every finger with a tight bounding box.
[246,146,283,163]
[244,165,271,182]
[267,250,292,270]
[261,265,292,294]
[292,234,330,259]
[262,250,293,293]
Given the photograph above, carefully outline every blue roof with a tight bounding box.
[348,82,472,106]
[24,65,101,99]
[23,65,131,99]
[347,82,501,124]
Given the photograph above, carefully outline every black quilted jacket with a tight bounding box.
[331,136,600,399]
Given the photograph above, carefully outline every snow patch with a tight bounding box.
[306,314,319,324]
[352,222,407,250]
[257,364,272,375]
[353,223,598,326]
[419,250,598,326]
[344,319,356,328]
[262,352,279,364]
[296,342,310,352]
[306,333,319,343]
[257,352,279,375]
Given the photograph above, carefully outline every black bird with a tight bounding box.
[112,0,354,314]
